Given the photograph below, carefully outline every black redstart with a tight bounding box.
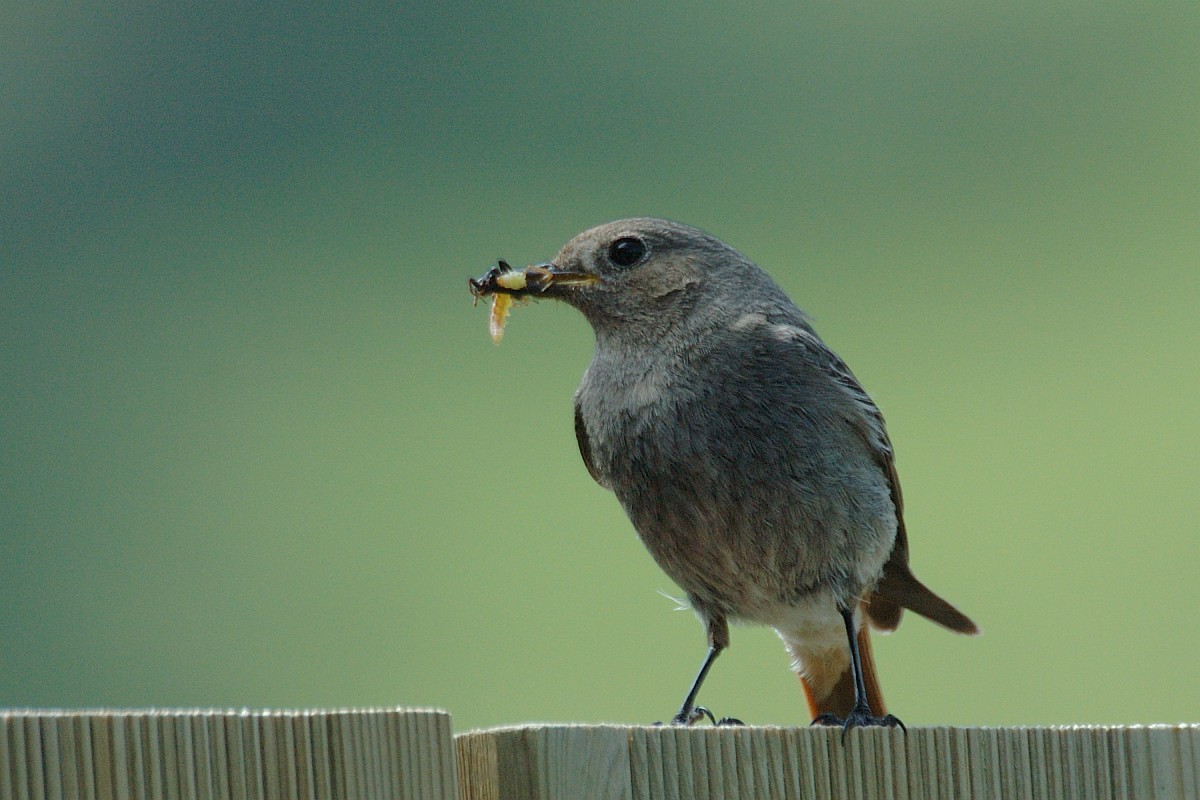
[469,218,977,730]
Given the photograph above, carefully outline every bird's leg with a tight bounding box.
[812,605,905,738]
[667,614,743,726]
[670,644,722,725]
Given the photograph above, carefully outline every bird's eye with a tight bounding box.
[608,236,647,267]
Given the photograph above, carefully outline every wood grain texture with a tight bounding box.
[455,724,1200,800]
[6,713,1197,798]
[457,726,631,800]
[0,708,457,800]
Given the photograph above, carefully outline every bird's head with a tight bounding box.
[470,218,785,345]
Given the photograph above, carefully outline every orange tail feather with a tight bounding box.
[798,623,885,720]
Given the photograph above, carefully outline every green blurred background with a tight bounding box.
[3,4,1197,731]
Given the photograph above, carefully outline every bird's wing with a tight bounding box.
[810,332,978,635]
[574,395,607,488]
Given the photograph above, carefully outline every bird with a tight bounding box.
[469,218,978,731]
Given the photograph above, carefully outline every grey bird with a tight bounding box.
[469,218,978,730]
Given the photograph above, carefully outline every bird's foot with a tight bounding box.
[658,707,745,727]
[672,706,714,726]
[812,705,905,742]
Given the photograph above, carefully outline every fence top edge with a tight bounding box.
[0,706,451,719]
[455,722,1200,736]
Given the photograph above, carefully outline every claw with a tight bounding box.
[668,706,715,726]
[811,706,905,743]
[660,706,747,727]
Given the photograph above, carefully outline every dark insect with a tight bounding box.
[468,260,514,301]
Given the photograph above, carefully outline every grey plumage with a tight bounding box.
[478,217,976,723]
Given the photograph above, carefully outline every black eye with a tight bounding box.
[608,236,647,267]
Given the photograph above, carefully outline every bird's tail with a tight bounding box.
[790,615,886,721]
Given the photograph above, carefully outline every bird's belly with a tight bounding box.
[581,370,896,620]
[620,477,895,622]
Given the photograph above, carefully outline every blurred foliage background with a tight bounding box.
[2,4,1197,731]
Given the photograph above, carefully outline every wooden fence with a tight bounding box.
[3,711,1197,799]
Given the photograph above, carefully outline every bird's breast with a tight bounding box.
[576,345,896,618]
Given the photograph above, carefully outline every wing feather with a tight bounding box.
[788,324,977,635]
[574,395,606,488]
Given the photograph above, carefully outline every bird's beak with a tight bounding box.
[469,261,599,299]
[524,263,600,293]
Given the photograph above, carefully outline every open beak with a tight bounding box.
[469,261,599,300]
